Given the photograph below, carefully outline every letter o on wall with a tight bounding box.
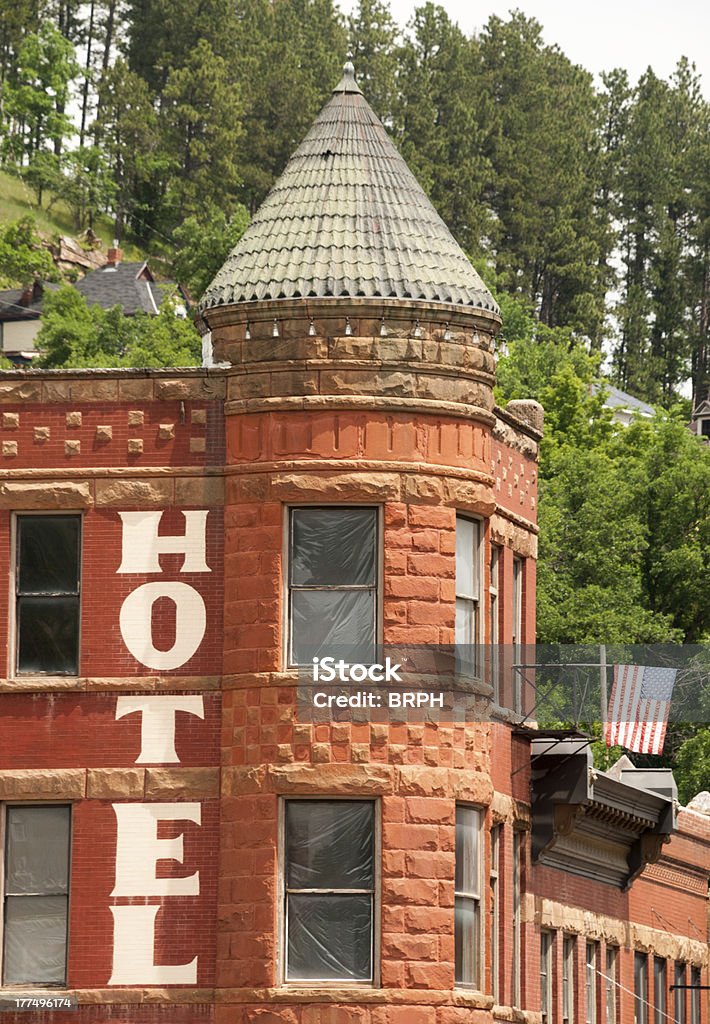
[119,582,206,670]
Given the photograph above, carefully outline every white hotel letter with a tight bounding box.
[109,906,197,985]
[119,581,206,670]
[117,510,211,574]
[115,694,205,763]
[111,802,201,897]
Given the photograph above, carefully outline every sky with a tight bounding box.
[339,0,710,92]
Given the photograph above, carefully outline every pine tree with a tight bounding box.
[347,0,399,127]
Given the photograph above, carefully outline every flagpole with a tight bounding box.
[600,644,607,728]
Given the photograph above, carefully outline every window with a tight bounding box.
[605,947,618,1024]
[512,831,523,1007]
[2,805,71,985]
[287,508,378,666]
[456,517,482,676]
[489,545,501,698]
[541,932,553,1024]
[690,967,700,1024]
[15,515,81,675]
[512,556,523,709]
[675,964,687,1024]
[636,953,649,1024]
[490,824,501,1001]
[654,958,667,1024]
[455,806,481,988]
[587,942,599,1024]
[563,936,576,1024]
[282,800,375,983]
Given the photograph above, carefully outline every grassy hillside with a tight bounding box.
[0,168,146,263]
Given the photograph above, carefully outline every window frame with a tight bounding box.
[605,946,618,1024]
[489,544,501,700]
[454,804,483,990]
[512,829,523,1008]
[563,935,577,1024]
[587,941,600,1024]
[455,515,483,677]
[1,802,72,988]
[512,555,523,712]
[689,966,700,1024]
[10,512,83,679]
[654,957,667,1024]
[540,930,553,1024]
[277,796,380,988]
[490,823,501,1002]
[675,963,687,1024]
[284,505,382,670]
[636,952,649,1024]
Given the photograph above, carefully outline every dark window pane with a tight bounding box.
[3,896,68,985]
[6,806,71,894]
[291,509,376,586]
[455,895,478,986]
[291,589,375,665]
[286,801,374,889]
[287,894,372,981]
[17,596,79,674]
[18,517,80,594]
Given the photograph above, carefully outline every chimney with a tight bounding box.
[19,284,34,307]
[106,239,123,267]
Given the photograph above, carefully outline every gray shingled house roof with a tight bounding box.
[200,63,497,314]
[74,261,181,315]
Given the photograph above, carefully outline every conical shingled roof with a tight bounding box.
[199,63,497,314]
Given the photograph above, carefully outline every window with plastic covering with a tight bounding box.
[282,800,376,983]
[455,806,481,988]
[15,515,81,675]
[287,508,378,667]
[2,806,71,985]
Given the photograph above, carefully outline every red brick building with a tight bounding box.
[0,63,707,1024]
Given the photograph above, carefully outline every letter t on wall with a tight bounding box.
[115,695,205,763]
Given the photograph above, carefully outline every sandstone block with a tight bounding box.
[175,475,224,505]
[271,472,400,502]
[128,409,144,426]
[191,408,207,425]
[144,767,219,799]
[0,381,41,402]
[2,412,19,428]
[66,411,82,427]
[34,426,50,442]
[222,766,267,796]
[0,481,92,509]
[0,769,85,800]
[70,380,118,402]
[118,378,153,400]
[87,768,145,799]
[190,436,207,453]
[128,437,143,454]
[65,440,80,455]
[95,478,174,506]
[397,767,450,796]
[2,441,18,456]
[158,422,175,439]
[95,425,113,442]
[268,763,394,794]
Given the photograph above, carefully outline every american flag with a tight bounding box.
[605,665,677,754]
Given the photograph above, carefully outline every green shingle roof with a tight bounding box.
[199,63,497,314]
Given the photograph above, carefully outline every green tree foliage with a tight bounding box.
[172,203,249,300]
[1,23,78,163]
[0,216,56,286]
[347,0,399,127]
[395,4,492,255]
[232,0,347,212]
[36,284,200,367]
[478,14,611,343]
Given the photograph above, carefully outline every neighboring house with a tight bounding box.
[691,393,710,439]
[596,382,656,426]
[0,280,58,365]
[74,247,188,318]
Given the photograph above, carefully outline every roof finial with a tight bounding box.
[333,60,362,95]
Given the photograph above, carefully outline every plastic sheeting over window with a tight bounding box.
[454,805,481,987]
[285,800,374,982]
[289,508,377,666]
[2,806,70,986]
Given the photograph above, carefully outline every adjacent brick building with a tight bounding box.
[0,62,707,1024]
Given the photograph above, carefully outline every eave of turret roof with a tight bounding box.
[199,63,498,315]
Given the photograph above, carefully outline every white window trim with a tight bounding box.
[455,515,483,680]
[282,505,383,671]
[277,796,380,988]
[541,930,553,1024]
[605,946,618,1024]
[587,941,599,1024]
[454,803,483,991]
[563,934,577,1024]
[512,829,523,1008]
[490,823,501,1002]
[0,802,73,989]
[9,512,83,680]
